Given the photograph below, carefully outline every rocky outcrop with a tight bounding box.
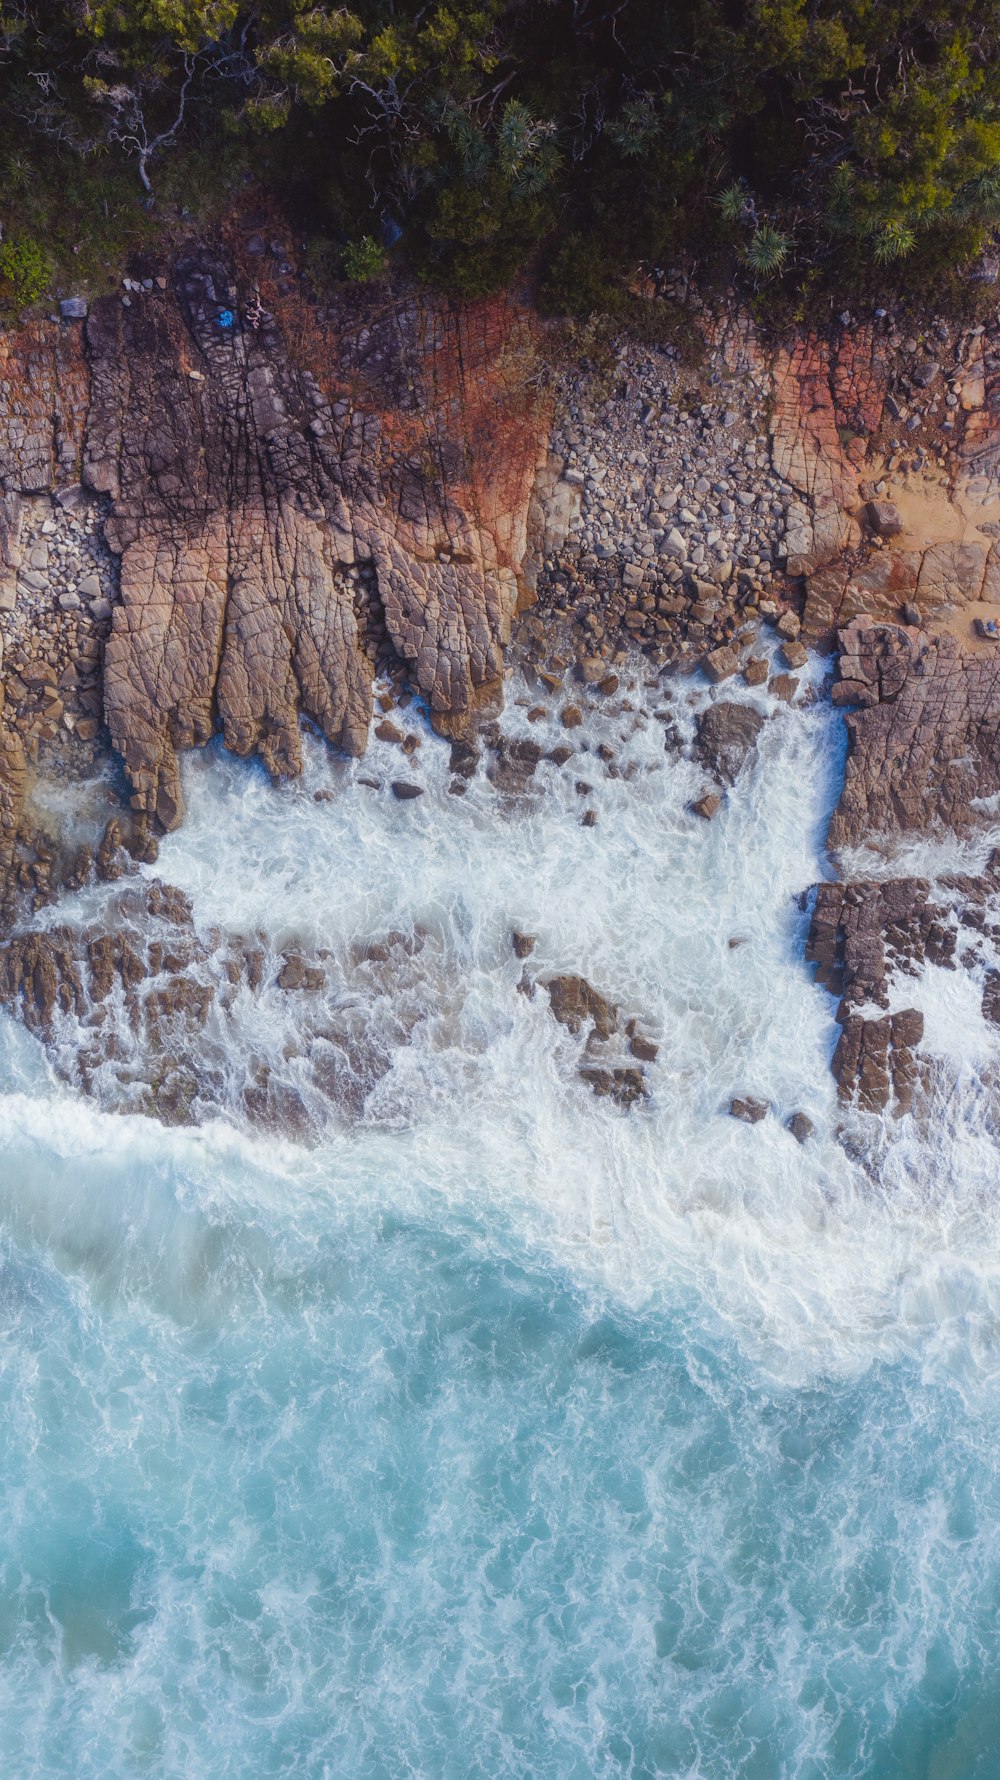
[806,877,950,1111]
[829,619,1000,849]
[0,254,546,839]
[80,257,545,828]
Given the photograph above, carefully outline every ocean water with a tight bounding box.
[3,662,1000,1777]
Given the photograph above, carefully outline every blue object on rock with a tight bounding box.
[218,308,235,329]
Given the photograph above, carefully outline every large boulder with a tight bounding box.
[694,701,766,786]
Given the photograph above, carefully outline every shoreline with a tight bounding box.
[2,246,1000,1134]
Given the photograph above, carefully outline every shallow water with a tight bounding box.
[4,662,1000,1777]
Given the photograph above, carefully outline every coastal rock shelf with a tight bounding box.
[0,251,547,838]
[5,250,1000,1127]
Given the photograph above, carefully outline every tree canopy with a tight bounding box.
[2,0,1000,308]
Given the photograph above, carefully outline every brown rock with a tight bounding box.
[865,499,903,539]
[691,791,722,820]
[743,657,768,686]
[390,781,423,800]
[730,1096,768,1123]
[787,1112,815,1143]
[579,1065,646,1107]
[703,643,741,683]
[694,702,766,785]
[512,931,535,958]
[560,704,584,729]
[545,974,618,1039]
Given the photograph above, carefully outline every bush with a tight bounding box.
[0,233,50,312]
[343,236,385,282]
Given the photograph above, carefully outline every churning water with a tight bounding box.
[4,660,1000,1777]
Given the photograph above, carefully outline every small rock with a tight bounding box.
[768,673,799,703]
[59,297,88,321]
[781,641,808,669]
[560,704,584,728]
[375,718,404,744]
[630,1033,659,1062]
[787,1112,815,1144]
[743,657,768,686]
[512,932,535,958]
[775,609,801,641]
[390,781,423,800]
[581,809,597,827]
[865,499,903,539]
[730,1096,768,1123]
[691,791,722,819]
[703,643,741,683]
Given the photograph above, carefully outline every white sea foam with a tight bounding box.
[5,659,1000,1387]
[6,659,1000,1778]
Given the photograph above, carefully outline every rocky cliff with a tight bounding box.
[0,248,547,842]
[4,248,1000,1132]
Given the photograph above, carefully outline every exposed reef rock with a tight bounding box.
[830,619,1000,849]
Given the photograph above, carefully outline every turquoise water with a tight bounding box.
[2,1118,1000,1778]
[4,665,1000,1777]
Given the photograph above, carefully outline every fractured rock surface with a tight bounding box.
[83,258,544,828]
[0,256,545,838]
[830,619,1000,849]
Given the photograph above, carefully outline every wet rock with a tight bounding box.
[787,1111,815,1143]
[579,1064,647,1107]
[743,657,768,686]
[691,791,722,819]
[694,702,766,785]
[390,781,423,800]
[560,704,584,729]
[781,641,808,670]
[512,931,535,958]
[730,1096,768,1123]
[95,818,128,883]
[768,673,799,703]
[629,1031,659,1062]
[544,974,618,1039]
[703,643,741,683]
[449,738,479,781]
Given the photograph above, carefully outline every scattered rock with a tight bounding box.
[730,1096,768,1123]
[544,974,618,1039]
[787,1112,815,1143]
[691,790,722,819]
[390,781,423,800]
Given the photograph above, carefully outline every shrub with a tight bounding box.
[0,233,50,312]
[343,236,386,282]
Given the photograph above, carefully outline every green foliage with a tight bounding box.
[0,233,50,311]
[342,234,385,280]
[745,225,793,278]
[2,0,1000,309]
